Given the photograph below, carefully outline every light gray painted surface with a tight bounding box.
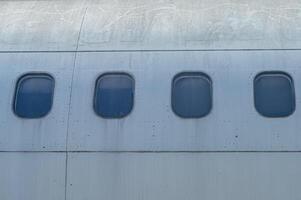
[68,51,301,151]
[1,1,301,199]
[0,152,66,200]
[78,0,301,51]
[2,0,301,51]
[67,152,301,200]
[0,0,86,51]
[0,53,75,151]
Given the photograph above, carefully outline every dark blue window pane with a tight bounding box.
[94,73,134,118]
[14,74,54,118]
[254,72,295,117]
[172,72,212,118]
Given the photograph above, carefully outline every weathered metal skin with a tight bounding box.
[1,0,301,51]
[0,1,301,200]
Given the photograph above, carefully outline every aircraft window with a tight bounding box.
[14,73,55,118]
[172,72,212,118]
[254,72,295,117]
[94,73,134,118]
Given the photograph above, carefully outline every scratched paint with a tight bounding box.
[0,1,301,200]
[1,0,301,51]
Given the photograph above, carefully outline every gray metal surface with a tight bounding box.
[1,0,301,200]
[0,1,86,51]
[2,51,300,152]
[67,153,301,200]
[0,153,66,200]
[1,0,301,51]
[0,53,75,151]
[68,50,301,151]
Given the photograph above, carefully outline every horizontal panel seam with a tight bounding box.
[1,49,301,53]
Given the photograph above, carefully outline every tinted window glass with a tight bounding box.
[254,72,295,117]
[14,74,55,118]
[172,72,212,118]
[94,73,134,118]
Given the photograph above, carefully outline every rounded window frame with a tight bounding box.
[13,73,55,119]
[171,71,213,119]
[253,71,296,118]
[93,72,135,119]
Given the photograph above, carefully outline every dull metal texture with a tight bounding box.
[1,0,301,51]
[68,50,301,151]
[0,53,75,151]
[67,152,301,200]
[0,152,66,200]
[0,0,87,51]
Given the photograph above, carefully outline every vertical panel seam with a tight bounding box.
[64,6,88,200]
